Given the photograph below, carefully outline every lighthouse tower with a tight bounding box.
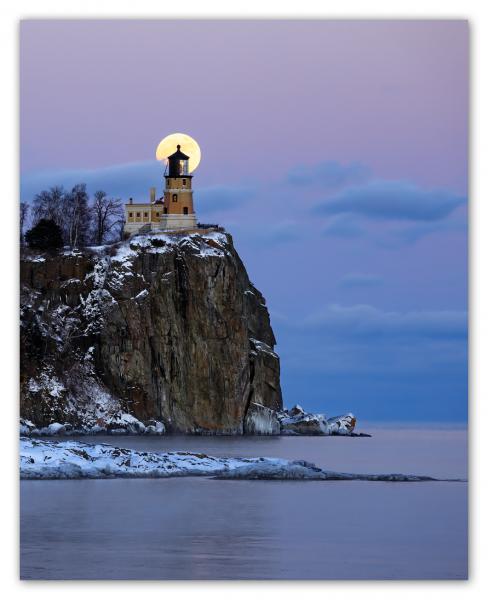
[160,145,197,230]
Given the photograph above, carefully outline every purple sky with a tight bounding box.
[20,20,468,422]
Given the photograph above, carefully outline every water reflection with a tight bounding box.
[20,430,468,579]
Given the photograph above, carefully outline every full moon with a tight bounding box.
[155,133,201,173]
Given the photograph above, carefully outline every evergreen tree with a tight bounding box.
[25,219,63,251]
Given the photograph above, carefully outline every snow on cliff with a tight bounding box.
[20,231,282,434]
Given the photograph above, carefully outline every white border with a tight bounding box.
[1,1,486,598]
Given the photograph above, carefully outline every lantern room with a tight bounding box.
[166,145,191,177]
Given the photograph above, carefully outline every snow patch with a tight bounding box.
[28,374,65,398]
[135,289,149,301]
[250,338,278,359]
[27,256,46,263]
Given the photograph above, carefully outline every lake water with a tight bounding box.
[20,426,468,580]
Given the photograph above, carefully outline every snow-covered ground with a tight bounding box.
[112,231,230,265]
[20,438,449,481]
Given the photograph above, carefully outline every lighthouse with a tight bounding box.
[160,145,197,230]
[123,133,202,235]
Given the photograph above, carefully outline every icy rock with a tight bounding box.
[144,420,166,435]
[215,460,326,480]
[20,419,36,436]
[288,404,305,417]
[277,407,329,435]
[325,413,356,435]
[244,402,280,435]
[113,413,147,434]
[277,407,358,436]
[19,438,442,482]
[87,425,107,435]
[18,416,166,436]
[215,464,440,482]
[37,422,66,436]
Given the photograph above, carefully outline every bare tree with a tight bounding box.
[20,202,29,246]
[91,191,124,245]
[32,186,65,227]
[63,184,90,249]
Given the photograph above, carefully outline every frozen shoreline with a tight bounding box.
[20,407,371,438]
[20,438,461,482]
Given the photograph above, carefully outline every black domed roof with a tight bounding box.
[167,144,190,160]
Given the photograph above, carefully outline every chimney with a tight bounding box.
[150,187,156,203]
[129,197,133,204]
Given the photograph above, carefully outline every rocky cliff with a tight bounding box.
[20,231,282,434]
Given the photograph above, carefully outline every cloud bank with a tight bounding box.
[315,180,466,222]
[302,304,467,341]
[339,274,384,288]
[287,161,370,189]
[21,161,162,202]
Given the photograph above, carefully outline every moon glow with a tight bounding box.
[155,133,201,173]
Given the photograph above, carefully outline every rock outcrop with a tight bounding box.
[21,438,434,481]
[20,231,282,434]
[277,405,359,436]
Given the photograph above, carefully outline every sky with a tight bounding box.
[20,20,468,422]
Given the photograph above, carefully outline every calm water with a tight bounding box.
[20,426,468,580]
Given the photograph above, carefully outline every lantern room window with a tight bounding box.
[179,160,189,176]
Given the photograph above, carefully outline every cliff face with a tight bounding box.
[20,232,282,434]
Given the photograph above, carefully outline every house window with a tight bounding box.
[182,179,187,186]
[172,194,177,202]
[164,208,168,214]
[129,212,133,218]
[144,212,148,218]
[136,212,141,217]
[183,207,189,215]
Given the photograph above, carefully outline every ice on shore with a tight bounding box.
[277,405,360,436]
[244,402,281,435]
[19,417,165,437]
[20,438,444,482]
